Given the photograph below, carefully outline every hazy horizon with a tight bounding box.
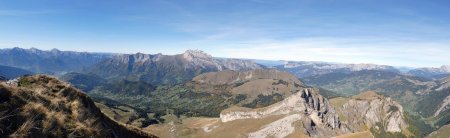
[1,0,450,67]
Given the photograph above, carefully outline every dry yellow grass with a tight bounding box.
[333,131,374,138]
[286,131,311,138]
[182,117,219,128]
[329,97,350,109]
[426,124,450,138]
[231,79,297,98]
[190,69,304,101]
[144,115,286,138]
[352,91,384,100]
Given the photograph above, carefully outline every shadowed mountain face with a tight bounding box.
[60,72,108,92]
[0,75,156,138]
[303,70,435,96]
[408,65,450,79]
[87,50,263,86]
[0,65,34,79]
[415,76,450,127]
[0,47,111,74]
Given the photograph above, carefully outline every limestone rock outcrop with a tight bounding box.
[219,88,346,137]
[339,91,408,133]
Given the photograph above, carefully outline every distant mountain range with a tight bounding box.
[0,47,111,74]
[0,65,34,79]
[303,70,435,96]
[1,47,448,80]
[253,59,450,80]
[275,61,401,78]
[407,65,450,79]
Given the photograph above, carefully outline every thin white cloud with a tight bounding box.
[211,37,450,68]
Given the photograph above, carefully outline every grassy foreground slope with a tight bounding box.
[0,75,157,137]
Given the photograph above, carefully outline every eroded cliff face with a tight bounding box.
[219,88,346,137]
[338,91,408,133]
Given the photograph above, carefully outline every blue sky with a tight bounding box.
[0,0,449,67]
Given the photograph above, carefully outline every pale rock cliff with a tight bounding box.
[340,91,408,133]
